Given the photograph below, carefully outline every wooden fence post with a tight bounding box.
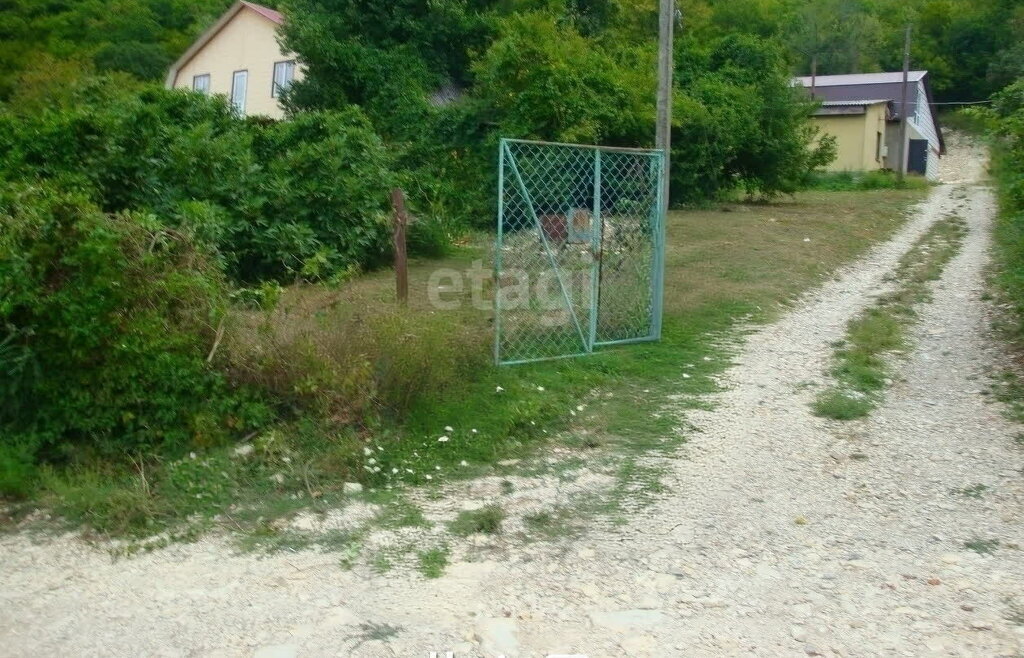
[391,188,409,306]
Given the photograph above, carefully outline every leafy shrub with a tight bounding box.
[987,79,1024,339]
[470,12,647,145]
[671,34,835,203]
[0,440,38,498]
[0,79,395,283]
[0,182,267,481]
[242,110,394,280]
[806,170,931,191]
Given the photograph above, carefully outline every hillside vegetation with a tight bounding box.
[987,82,1024,345]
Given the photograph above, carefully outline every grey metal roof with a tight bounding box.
[813,99,895,118]
[793,71,927,87]
[819,99,891,106]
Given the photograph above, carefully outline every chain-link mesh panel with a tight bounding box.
[495,139,664,365]
[593,151,662,344]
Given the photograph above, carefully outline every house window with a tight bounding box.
[192,74,211,94]
[231,70,248,113]
[272,60,295,98]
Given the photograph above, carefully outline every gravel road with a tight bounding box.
[2,144,1022,657]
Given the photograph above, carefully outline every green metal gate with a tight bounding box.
[494,138,666,365]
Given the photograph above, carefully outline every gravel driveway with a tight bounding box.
[2,143,1022,657]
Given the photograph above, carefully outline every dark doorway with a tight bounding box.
[908,139,928,175]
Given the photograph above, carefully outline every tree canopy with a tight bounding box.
[1,0,1020,105]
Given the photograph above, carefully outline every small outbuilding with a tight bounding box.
[794,71,945,180]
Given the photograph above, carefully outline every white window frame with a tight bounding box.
[272,60,296,98]
[192,74,211,94]
[231,70,248,114]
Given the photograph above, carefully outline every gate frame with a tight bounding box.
[494,138,667,366]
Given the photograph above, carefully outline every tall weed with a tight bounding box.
[223,289,489,422]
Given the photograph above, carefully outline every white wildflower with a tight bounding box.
[576,405,584,411]
[425,474,433,481]
[460,460,469,467]
[392,468,399,474]
[444,425,454,432]
[438,435,450,443]
[496,385,505,392]
[471,428,478,433]
[435,465,441,471]
[536,385,545,391]
[363,446,373,456]
[367,457,376,465]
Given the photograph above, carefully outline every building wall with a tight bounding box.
[884,85,941,180]
[812,105,888,172]
[170,9,302,119]
[910,81,941,180]
[865,103,888,170]
[884,120,902,174]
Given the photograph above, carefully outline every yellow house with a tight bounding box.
[811,99,892,172]
[164,1,302,119]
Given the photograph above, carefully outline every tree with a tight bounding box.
[671,34,835,202]
[469,12,647,144]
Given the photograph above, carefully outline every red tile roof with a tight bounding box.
[240,1,284,25]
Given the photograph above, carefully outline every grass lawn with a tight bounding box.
[6,187,928,542]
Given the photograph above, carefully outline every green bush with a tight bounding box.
[0,183,267,484]
[671,34,835,203]
[806,170,931,192]
[0,79,395,283]
[470,12,647,145]
[988,80,1024,339]
[242,110,395,280]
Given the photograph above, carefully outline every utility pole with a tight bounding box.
[809,17,819,98]
[896,24,911,181]
[810,52,817,98]
[656,0,674,213]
